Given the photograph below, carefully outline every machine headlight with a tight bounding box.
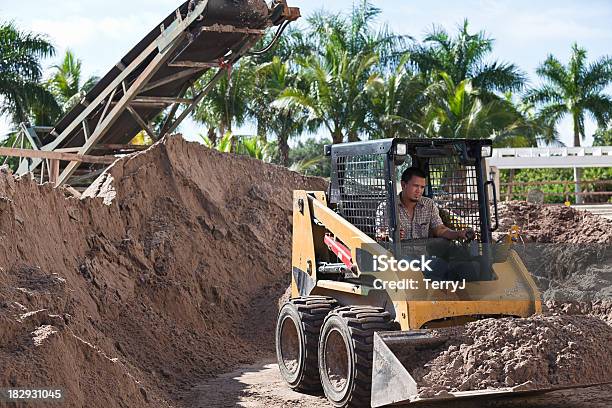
[395,143,407,156]
[481,146,492,158]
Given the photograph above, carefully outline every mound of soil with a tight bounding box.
[496,202,612,296]
[497,201,612,244]
[0,135,326,407]
[415,315,612,398]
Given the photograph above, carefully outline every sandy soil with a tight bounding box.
[0,135,326,407]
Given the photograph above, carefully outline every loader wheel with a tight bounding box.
[318,306,393,408]
[276,296,338,391]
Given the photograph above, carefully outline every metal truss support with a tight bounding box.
[11,0,297,187]
[16,0,212,182]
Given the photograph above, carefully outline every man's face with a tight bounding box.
[401,176,426,202]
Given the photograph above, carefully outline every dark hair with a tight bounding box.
[401,167,427,183]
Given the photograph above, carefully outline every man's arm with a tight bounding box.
[433,224,469,240]
[430,201,469,241]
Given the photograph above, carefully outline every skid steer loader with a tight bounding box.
[275,138,605,407]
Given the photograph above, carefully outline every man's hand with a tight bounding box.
[456,230,469,240]
[456,229,475,241]
[376,228,406,240]
[433,226,474,241]
[376,227,390,241]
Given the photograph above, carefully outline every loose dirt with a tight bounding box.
[414,315,612,397]
[0,135,325,407]
[185,361,612,408]
[496,201,612,244]
[496,201,612,302]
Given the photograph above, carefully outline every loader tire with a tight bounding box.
[276,296,338,391]
[318,306,393,408]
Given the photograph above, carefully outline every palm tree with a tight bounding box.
[275,47,378,144]
[422,73,538,141]
[527,43,612,148]
[527,43,612,203]
[0,22,60,126]
[410,19,525,94]
[47,49,99,111]
[365,55,428,138]
[252,56,309,165]
[192,59,255,146]
[274,1,408,144]
[307,1,407,69]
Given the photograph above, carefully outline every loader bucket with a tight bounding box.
[371,331,611,407]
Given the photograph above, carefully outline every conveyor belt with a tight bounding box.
[15,0,299,186]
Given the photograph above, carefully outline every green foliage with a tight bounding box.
[252,56,309,165]
[593,128,612,146]
[200,131,234,153]
[274,1,408,144]
[365,54,427,138]
[235,135,276,162]
[288,137,331,177]
[500,168,612,204]
[199,131,276,162]
[192,59,256,145]
[422,73,539,142]
[409,19,525,93]
[527,43,612,147]
[0,21,60,125]
[47,50,99,112]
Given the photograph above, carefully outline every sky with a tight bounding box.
[1,0,612,146]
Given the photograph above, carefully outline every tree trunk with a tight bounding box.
[332,129,343,145]
[257,118,267,139]
[574,129,581,148]
[573,127,583,204]
[279,135,290,167]
[208,127,217,146]
[348,130,360,143]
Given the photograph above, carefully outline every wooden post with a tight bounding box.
[49,159,60,186]
[574,167,583,204]
[506,169,515,202]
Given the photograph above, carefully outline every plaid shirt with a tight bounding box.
[376,194,444,239]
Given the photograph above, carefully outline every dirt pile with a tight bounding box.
[415,315,612,398]
[0,135,326,407]
[545,299,612,324]
[497,201,612,244]
[496,202,612,302]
